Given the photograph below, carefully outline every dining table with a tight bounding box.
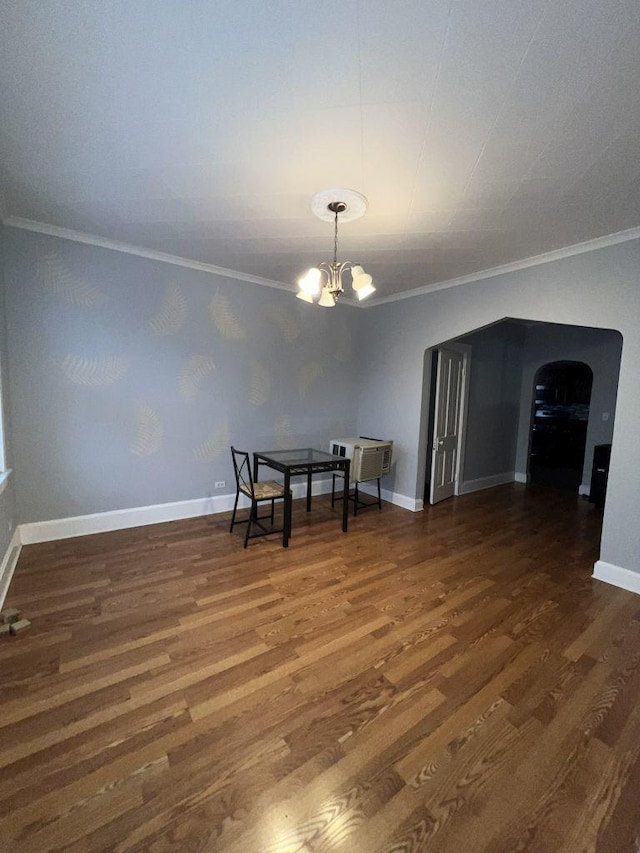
[253,447,351,547]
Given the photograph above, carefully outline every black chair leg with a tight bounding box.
[244,502,255,548]
[354,482,359,517]
[230,492,239,532]
[270,499,275,525]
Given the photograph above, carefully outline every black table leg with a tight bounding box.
[306,471,312,512]
[341,462,350,532]
[283,470,291,547]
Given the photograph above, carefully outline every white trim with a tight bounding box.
[459,472,515,495]
[452,345,472,497]
[357,482,423,512]
[18,478,337,545]
[0,527,22,611]
[20,496,225,544]
[514,471,529,484]
[5,217,294,293]
[578,483,591,497]
[592,560,640,597]
[365,225,640,306]
[6,216,640,310]
[3,217,359,306]
[0,469,11,497]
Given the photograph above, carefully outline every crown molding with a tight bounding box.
[3,216,297,293]
[3,216,361,307]
[5,215,640,309]
[364,224,640,307]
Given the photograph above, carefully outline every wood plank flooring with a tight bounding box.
[1,485,639,852]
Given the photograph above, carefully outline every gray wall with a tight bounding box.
[514,323,622,486]
[0,226,17,558]
[356,238,640,575]
[2,224,639,579]
[456,322,525,483]
[3,228,358,523]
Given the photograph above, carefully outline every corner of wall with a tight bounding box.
[0,526,21,610]
[593,560,640,596]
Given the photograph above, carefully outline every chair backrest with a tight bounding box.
[230,446,254,497]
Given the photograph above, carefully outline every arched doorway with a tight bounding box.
[529,360,593,491]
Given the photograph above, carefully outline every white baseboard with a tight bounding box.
[459,472,514,495]
[357,482,423,512]
[0,527,22,611]
[578,483,591,497]
[18,478,337,545]
[592,560,640,596]
[20,476,421,547]
[514,472,529,484]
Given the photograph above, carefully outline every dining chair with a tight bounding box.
[229,447,287,547]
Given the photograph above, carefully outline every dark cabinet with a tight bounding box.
[589,444,611,508]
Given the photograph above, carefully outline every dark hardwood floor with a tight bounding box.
[1,484,639,852]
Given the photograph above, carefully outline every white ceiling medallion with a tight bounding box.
[310,188,368,223]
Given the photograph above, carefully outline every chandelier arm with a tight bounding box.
[317,261,354,273]
[317,264,331,283]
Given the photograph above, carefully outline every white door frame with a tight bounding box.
[451,343,472,496]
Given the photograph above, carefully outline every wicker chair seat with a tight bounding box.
[245,480,285,500]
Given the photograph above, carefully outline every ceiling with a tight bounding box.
[1,0,640,302]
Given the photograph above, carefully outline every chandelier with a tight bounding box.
[296,189,376,307]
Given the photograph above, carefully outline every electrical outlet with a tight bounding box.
[215,481,226,489]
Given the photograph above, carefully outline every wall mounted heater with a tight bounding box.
[329,437,393,482]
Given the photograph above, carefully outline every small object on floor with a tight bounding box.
[0,623,10,637]
[9,618,31,635]
[1,607,21,624]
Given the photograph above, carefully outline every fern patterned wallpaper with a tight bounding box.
[3,228,359,524]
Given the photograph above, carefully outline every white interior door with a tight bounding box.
[430,347,465,504]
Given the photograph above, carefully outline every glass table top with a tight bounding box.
[255,448,345,466]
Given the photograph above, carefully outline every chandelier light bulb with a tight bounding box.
[296,289,314,303]
[298,267,322,296]
[351,268,372,290]
[355,281,376,300]
[318,286,336,307]
[351,266,375,300]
